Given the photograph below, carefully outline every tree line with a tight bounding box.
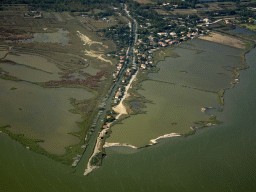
[0,0,124,12]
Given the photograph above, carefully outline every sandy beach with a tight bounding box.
[84,128,109,176]
[103,142,138,149]
[103,133,181,150]
[150,133,181,144]
[112,70,138,119]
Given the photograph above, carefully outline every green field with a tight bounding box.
[240,24,256,31]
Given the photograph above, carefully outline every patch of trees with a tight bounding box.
[216,0,240,2]
[0,0,123,12]
[203,9,237,17]
[104,25,131,47]
[239,10,255,18]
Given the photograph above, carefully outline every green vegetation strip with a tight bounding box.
[217,89,225,106]
[0,111,95,166]
[153,47,180,65]
[0,67,22,81]
[180,116,222,138]
[240,24,256,31]
[0,76,111,166]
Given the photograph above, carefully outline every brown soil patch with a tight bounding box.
[154,9,170,15]
[172,9,198,15]
[199,32,245,49]
[0,27,33,41]
[133,0,154,4]
[44,70,105,89]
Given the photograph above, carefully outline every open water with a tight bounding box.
[107,39,243,147]
[22,28,70,45]
[0,42,255,191]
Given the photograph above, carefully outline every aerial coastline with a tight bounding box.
[1,0,256,191]
[105,32,254,150]
[0,0,256,174]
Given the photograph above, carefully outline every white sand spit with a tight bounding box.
[103,142,137,149]
[150,133,181,144]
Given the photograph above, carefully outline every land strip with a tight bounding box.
[198,32,245,49]
[113,70,139,119]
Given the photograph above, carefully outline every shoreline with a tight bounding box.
[103,133,181,150]
[83,32,255,174]
[83,70,140,175]
[150,133,181,144]
[103,142,138,149]
[83,128,109,176]
[106,33,253,148]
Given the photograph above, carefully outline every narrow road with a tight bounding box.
[113,70,139,119]
[75,4,138,176]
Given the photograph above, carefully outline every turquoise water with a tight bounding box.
[0,44,255,191]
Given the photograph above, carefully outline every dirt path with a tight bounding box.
[112,70,138,119]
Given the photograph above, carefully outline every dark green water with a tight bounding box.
[0,45,256,192]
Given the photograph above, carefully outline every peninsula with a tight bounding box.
[0,0,255,175]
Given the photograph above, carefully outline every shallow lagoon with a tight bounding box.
[0,44,255,192]
[149,39,243,91]
[0,63,61,82]
[5,53,62,73]
[107,81,219,147]
[228,26,256,36]
[0,79,93,155]
[71,62,100,78]
[108,39,243,147]
[22,28,70,45]
[81,62,100,75]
